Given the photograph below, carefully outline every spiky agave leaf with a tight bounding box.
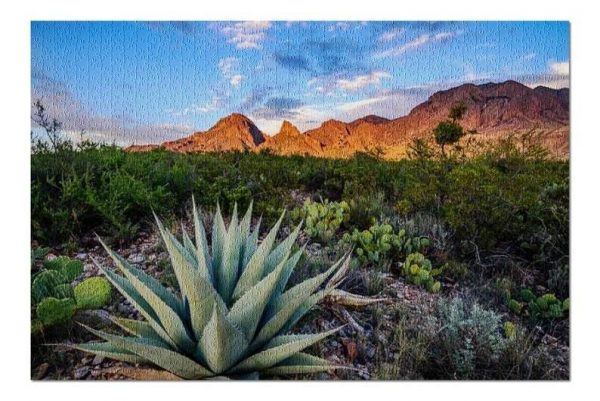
[72,200,350,379]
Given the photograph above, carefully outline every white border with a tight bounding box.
[2,1,599,400]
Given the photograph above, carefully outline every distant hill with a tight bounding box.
[126,80,569,158]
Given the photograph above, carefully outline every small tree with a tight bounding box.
[32,99,65,151]
[433,101,467,157]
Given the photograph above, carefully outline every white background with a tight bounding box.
[1,0,598,399]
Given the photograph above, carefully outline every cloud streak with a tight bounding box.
[374,30,464,59]
[220,21,272,49]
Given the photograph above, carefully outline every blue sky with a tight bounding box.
[31,21,569,145]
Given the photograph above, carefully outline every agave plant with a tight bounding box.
[71,200,351,379]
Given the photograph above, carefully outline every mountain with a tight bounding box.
[126,80,569,158]
[261,121,323,156]
[161,113,265,153]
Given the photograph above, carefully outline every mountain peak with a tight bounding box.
[350,115,390,126]
[278,120,302,137]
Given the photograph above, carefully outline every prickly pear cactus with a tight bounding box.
[36,297,77,326]
[74,277,112,310]
[343,222,430,266]
[31,252,110,331]
[400,252,442,293]
[291,198,349,243]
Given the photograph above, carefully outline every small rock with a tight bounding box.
[343,340,358,362]
[128,253,145,264]
[118,303,131,315]
[74,366,90,379]
[75,253,87,260]
[92,355,105,365]
[33,363,49,380]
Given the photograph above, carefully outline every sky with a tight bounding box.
[31,21,569,145]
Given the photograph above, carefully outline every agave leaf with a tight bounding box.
[253,258,342,349]
[227,254,288,341]
[110,316,167,343]
[80,324,213,379]
[268,256,341,317]
[232,210,285,300]
[93,260,178,349]
[263,222,303,276]
[216,203,241,303]
[242,217,262,269]
[326,289,387,307]
[281,288,334,333]
[238,201,253,246]
[70,342,148,364]
[211,203,227,285]
[325,252,353,289]
[198,304,249,374]
[264,352,337,376]
[154,214,198,297]
[98,244,195,352]
[192,198,212,283]
[277,351,332,367]
[181,226,197,262]
[98,238,182,315]
[231,327,340,373]
[262,364,334,376]
[270,247,304,302]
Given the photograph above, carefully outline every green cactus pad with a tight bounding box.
[36,297,76,326]
[74,277,112,310]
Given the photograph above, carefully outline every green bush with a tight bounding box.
[400,252,442,293]
[291,198,349,243]
[435,297,508,378]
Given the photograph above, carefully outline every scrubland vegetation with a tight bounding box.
[31,123,569,380]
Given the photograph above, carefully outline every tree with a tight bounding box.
[448,101,467,122]
[433,101,467,157]
[434,121,464,157]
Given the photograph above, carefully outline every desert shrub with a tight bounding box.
[435,297,508,378]
[400,253,442,293]
[291,198,349,243]
[344,191,387,230]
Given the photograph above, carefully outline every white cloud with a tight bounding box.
[378,27,406,42]
[522,52,537,61]
[172,93,228,116]
[221,21,272,49]
[218,57,238,76]
[218,57,244,87]
[549,60,569,75]
[336,71,391,92]
[374,30,464,58]
[336,96,388,112]
[333,87,432,121]
[230,74,243,86]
